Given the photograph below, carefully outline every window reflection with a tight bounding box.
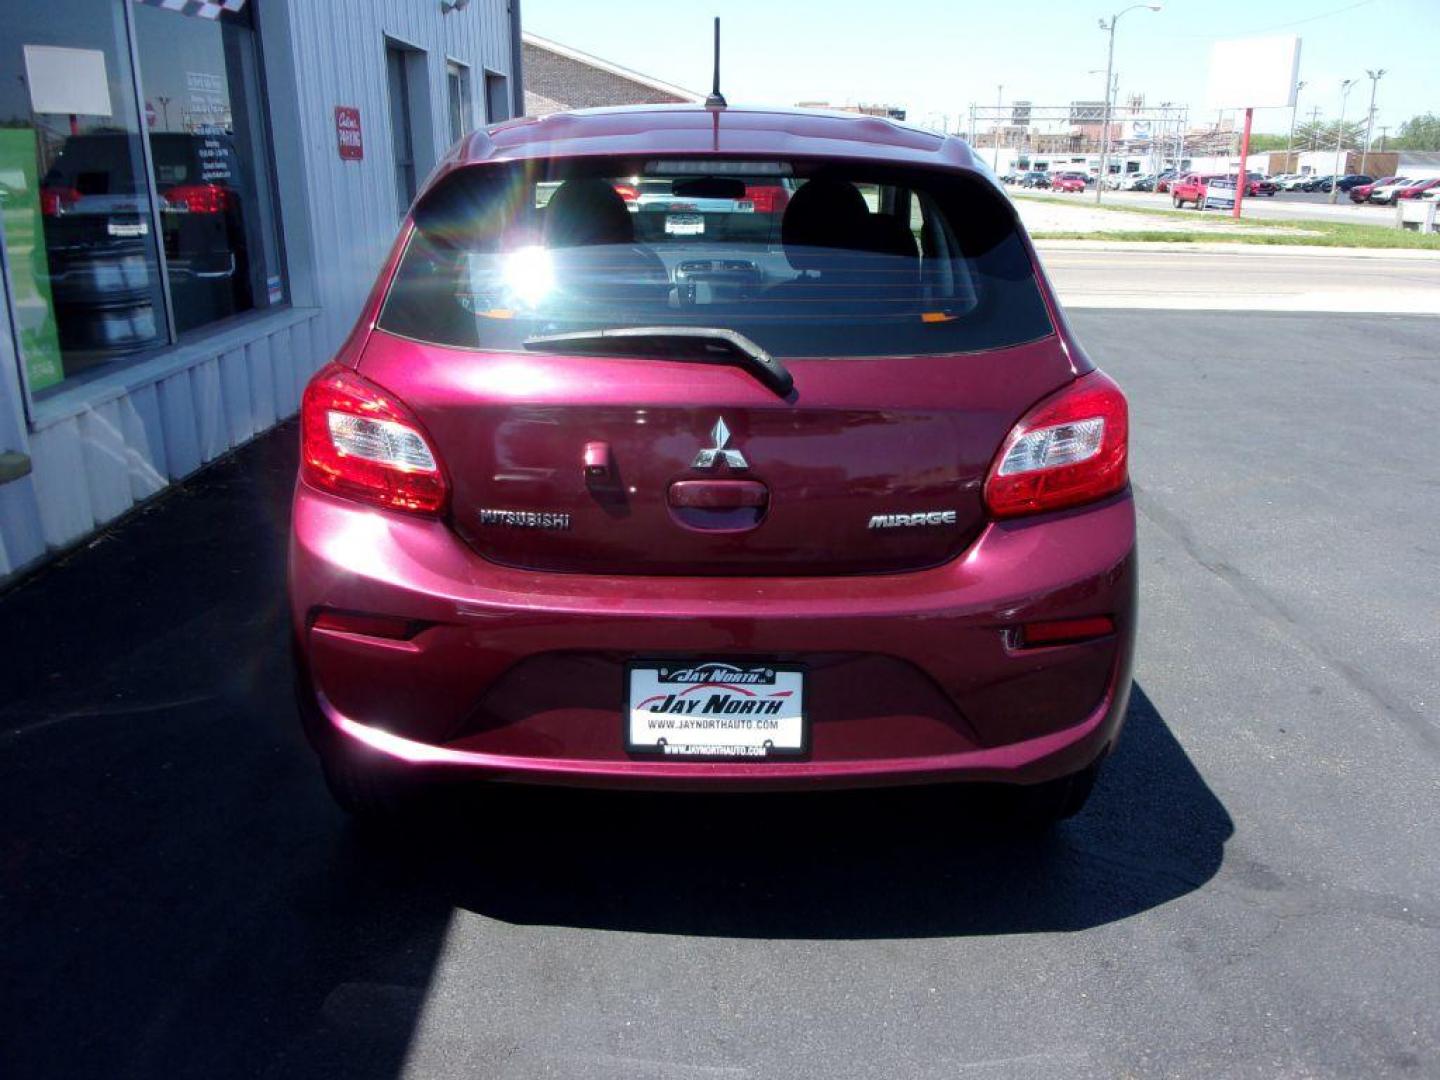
[133,0,284,335]
[0,0,285,399]
[2,0,168,390]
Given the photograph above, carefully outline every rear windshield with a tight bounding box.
[378,158,1052,358]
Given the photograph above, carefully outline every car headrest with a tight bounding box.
[545,178,635,248]
[781,179,870,272]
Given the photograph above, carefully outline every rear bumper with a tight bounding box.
[289,485,1137,791]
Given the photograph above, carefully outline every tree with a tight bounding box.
[1243,133,1292,152]
[1393,113,1440,151]
[1293,118,1365,150]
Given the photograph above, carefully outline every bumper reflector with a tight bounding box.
[1018,616,1116,647]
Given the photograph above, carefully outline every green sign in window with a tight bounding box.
[0,128,64,393]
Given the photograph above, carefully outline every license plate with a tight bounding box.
[664,213,705,236]
[625,661,806,758]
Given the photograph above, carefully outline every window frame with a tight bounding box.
[1,0,291,421]
[446,58,472,146]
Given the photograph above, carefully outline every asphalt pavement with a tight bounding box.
[1038,244,1440,313]
[2,311,1438,1079]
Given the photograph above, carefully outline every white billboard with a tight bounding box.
[1205,35,1302,110]
[23,45,113,118]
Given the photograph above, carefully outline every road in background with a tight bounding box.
[1039,244,1440,312]
[1087,188,1403,225]
[2,313,1439,1079]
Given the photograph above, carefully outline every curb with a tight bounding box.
[1032,240,1440,260]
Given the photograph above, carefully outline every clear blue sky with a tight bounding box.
[525,0,1438,135]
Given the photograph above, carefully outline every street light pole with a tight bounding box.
[1095,3,1161,205]
[1286,80,1306,171]
[1329,78,1356,204]
[993,84,1004,173]
[1359,68,1385,178]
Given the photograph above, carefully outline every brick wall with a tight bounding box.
[522,43,691,116]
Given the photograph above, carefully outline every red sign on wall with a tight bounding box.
[335,106,363,160]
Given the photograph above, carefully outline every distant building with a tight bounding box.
[522,32,703,116]
[796,102,908,121]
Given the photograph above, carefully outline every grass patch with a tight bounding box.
[1013,191,1440,249]
[1031,223,1440,250]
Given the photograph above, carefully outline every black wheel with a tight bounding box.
[320,747,419,821]
[1172,195,1182,208]
[1001,759,1103,827]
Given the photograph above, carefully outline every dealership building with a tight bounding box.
[0,0,522,580]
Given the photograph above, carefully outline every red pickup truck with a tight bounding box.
[1170,173,1225,209]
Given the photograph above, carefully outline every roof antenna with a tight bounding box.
[705,17,727,108]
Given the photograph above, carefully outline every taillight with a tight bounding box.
[613,182,639,203]
[163,183,232,214]
[300,363,448,514]
[983,370,1129,518]
[40,186,80,216]
[744,184,790,213]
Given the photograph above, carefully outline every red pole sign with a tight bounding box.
[335,106,364,161]
[1232,106,1254,219]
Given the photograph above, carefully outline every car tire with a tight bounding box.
[320,748,419,822]
[1172,195,1182,208]
[1001,759,1103,828]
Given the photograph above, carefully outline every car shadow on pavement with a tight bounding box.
[0,424,1231,1079]
[413,682,1233,939]
[0,428,456,1080]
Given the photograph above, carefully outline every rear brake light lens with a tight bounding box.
[162,183,232,214]
[984,370,1128,518]
[301,363,448,514]
[744,184,790,213]
[40,186,80,216]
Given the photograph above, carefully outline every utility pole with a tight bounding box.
[1094,3,1163,205]
[1330,78,1356,203]
[1307,106,1322,150]
[993,84,1004,173]
[1378,125,1390,151]
[1286,80,1306,170]
[1359,68,1385,177]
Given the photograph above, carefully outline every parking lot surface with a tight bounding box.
[2,311,1438,1079]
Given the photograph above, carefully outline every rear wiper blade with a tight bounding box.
[523,326,793,397]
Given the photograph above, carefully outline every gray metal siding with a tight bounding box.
[284,0,515,357]
[0,0,517,581]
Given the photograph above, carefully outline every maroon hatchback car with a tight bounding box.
[289,105,1136,822]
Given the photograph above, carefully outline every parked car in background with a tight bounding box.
[1051,173,1087,193]
[289,105,1136,823]
[1154,170,1179,192]
[1369,177,1424,204]
[1280,174,1314,191]
[1171,173,1223,209]
[1019,171,1051,189]
[1332,174,1374,193]
[1393,177,1440,201]
[1350,176,1405,203]
[1302,175,1337,192]
[1130,175,1156,192]
[1244,173,1277,197]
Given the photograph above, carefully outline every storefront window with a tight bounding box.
[1,0,167,393]
[132,0,284,336]
[0,0,283,402]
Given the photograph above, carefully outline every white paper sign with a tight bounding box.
[1205,36,1302,111]
[23,45,113,118]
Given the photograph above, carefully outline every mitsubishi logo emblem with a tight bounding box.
[692,417,748,470]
